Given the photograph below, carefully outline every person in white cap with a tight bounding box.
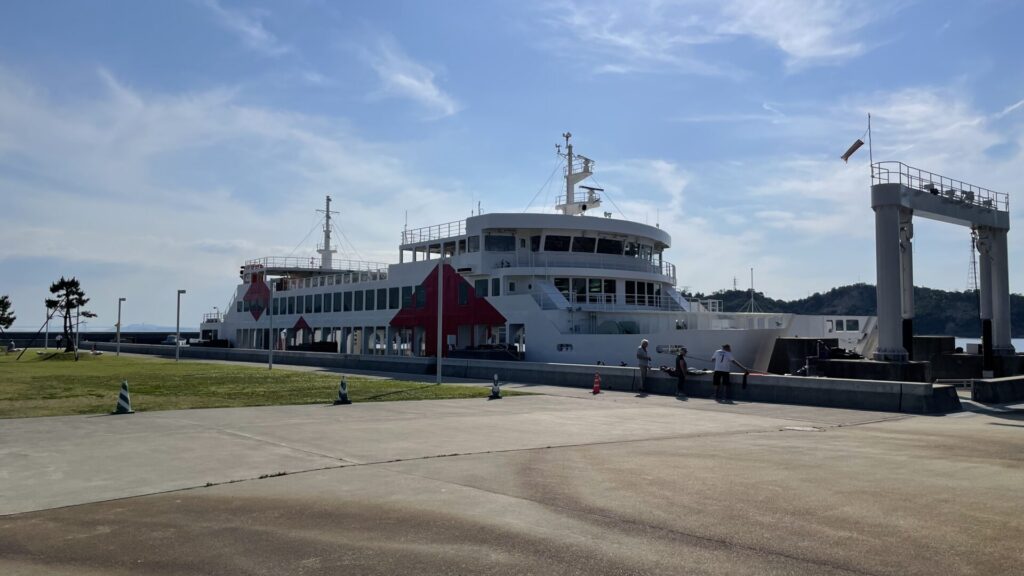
[636,339,651,393]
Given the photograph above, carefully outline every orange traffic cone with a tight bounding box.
[592,372,602,395]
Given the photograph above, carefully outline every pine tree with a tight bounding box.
[0,295,15,332]
[45,277,96,352]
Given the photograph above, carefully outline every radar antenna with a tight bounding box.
[555,133,602,216]
[316,195,339,270]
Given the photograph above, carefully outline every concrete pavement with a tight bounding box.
[1,386,1022,575]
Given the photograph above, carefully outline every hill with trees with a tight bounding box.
[684,284,1024,337]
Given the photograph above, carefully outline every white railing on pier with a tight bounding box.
[401,220,466,244]
[872,162,1009,211]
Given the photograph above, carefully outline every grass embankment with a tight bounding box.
[0,350,525,418]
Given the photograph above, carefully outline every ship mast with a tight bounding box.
[555,132,602,216]
[317,195,338,270]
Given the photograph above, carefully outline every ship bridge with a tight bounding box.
[398,212,676,284]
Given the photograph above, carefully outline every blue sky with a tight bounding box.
[2,0,1023,330]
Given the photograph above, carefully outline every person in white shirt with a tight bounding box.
[636,339,651,393]
[711,344,748,401]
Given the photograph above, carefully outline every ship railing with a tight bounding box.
[565,293,684,311]
[686,298,723,313]
[401,220,466,244]
[554,188,602,207]
[275,269,390,292]
[872,161,1008,211]
[244,256,390,274]
[202,312,223,324]
[497,252,676,281]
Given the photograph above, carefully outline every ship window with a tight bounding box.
[554,277,570,299]
[467,236,480,253]
[458,283,469,305]
[596,238,623,255]
[835,319,845,331]
[288,297,295,315]
[304,278,311,288]
[625,281,636,305]
[401,286,413,308]
[509,281,516,293]
[458,239,466,254]
[323,294,331,313]
[365,289,375,311]
[237,301,243,313]
[640,244,653,261]
[415,286,427,308]
[625,242,638,257]
[572,278,586,302]
[485,235,515,252]
[333,292,342,312]
[305,295,313,314]
[520,238,526,249]
[491,278,500,296]
[544,235,571,251]
[315,294,322,314]
[389,287,399,310]
[475,279,489,297]
[327,276,334,286]
[272,298,279,316]
[354,291,364,311]
[572,237,596,253]
[846,319,859,331]
[588,278,602,303]
[243,300,249,312]
[343,291,352,312]
[530,235,541,252]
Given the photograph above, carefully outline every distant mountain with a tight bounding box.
[684,284,1024,337]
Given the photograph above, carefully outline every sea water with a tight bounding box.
[954,337,1024,350]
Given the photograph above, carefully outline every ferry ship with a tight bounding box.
[200,134,876,371]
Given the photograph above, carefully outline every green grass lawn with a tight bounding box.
[0,350,526,418]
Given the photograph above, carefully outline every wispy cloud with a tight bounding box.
[541,0,888,75]
[0,66,466,325]
[715,0,881,69]
[197,0,290,56]
[539,1,740,77]
[361,35,460,119]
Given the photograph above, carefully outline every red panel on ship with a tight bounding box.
[389,264,506,357]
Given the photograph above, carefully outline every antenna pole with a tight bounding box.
[564,132,574,205]
[867,113,874,174]
[316,195,338,270]
[749,268,754,311]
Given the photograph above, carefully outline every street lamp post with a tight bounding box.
[176,289,186,362]
[268,281,274,370]
[116,297,126,357]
